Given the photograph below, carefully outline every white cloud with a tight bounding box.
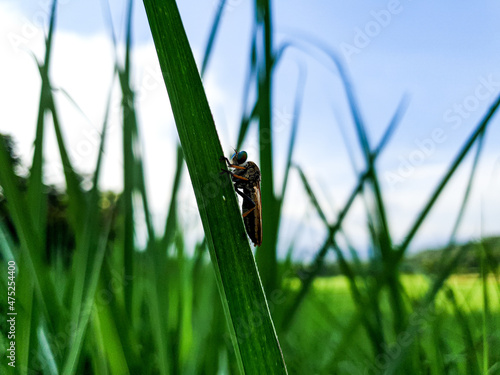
[0,2,244,244]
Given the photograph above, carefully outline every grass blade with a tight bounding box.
[141,0,288,373]
[279,64,305,203]
[201,0,226,77]
[396,94,500,261]
[161,144,184,250]
[254,0,279,292]
[61,74,115,375]
[236,24,257,150]
[119,0,137,316]
[282,98,408,330]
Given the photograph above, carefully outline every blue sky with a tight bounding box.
[2,0,500,256]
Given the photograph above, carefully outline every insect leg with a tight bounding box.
[219,156,246,170]
[234,188,257,218]
[220,169,250,182]
[234,189,256,208]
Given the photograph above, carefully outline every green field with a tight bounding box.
[282,274,500,374]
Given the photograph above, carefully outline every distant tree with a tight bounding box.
[0,133,26,243]
[0,134,120,267]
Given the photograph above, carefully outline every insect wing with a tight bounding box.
[243,184,262,247]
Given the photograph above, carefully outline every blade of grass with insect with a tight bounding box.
[141,0,288,373]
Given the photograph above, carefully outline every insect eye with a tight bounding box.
[237,151,247,164]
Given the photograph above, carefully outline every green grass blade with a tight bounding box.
[293,164,329,228]
[274,63,305,291]
[61,77,115,375]
[282,99,408,330]
[61,209,114,375]
[279,64,305,203]
[434,129,486,274]
[284,166,386,350]
[145,254,171,375]
[0,223,34,374]
[94,287,131,375]
[142,1,288,372]
[48,95,85,230]
[26,0,58,255]
[254,0,279,292]
[201,0,226,77]
[481,241,490,375]
[447,287,480,374]
[340,69,393,265]
[396,94,500,261]
[0,133,57,312]
[118,0,137,316]
[373,95,410,156]
[161,144,184,250]
[236,25,257,150]
[91,75,115,194]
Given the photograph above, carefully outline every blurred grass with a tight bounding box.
[0,0,499,374]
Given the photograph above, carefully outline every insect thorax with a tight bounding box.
[233,161,260,186]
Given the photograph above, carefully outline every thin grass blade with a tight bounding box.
[201,0,226,77]
[396,94,500,261]
[142,0,288,372]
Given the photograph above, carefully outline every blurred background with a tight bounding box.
[0,0,499,374]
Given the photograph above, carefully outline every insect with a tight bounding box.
[220,150,262,247]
